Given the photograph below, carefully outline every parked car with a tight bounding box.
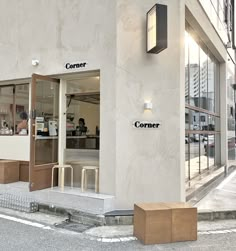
[185,136,189,144]
[185,136,193,144]
[192,134,204,142]
[204,136,236,156]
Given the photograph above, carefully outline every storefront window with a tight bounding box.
[0,84,29,135]
[208,115,215,131]
[185,133,190,180]
[200,48,208,110]
[0,86,14,135]
[15,84,29,135]
[207,134,215,167]
[185,31,189,104]
[185,108,189,130]
[208,57,215,112]
[189,133,200,179]
[226,62,236,161]
[200,134,208,173]
[200,113,208,130]
[185,27,220,180]
[189,110,200,131]
[189,34,199,108]
[228,136,236,160]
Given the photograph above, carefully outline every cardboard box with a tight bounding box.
[164,202,197,242]
[134,203,172,245]
[0,160,19,184]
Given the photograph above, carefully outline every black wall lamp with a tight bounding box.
[146,4,167,54]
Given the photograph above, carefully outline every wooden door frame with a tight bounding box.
[29,74,60,191]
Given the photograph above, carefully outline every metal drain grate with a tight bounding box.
[0,193,38,213]
[55,220,93,233]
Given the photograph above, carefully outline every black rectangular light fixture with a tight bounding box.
[146,4,167,54]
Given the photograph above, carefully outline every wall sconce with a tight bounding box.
[144,101,153,110]
[32,59,39,66]
[146,4,167,54]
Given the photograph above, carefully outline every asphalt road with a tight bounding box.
[1,210,236,250]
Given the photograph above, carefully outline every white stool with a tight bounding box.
[81,166,99,193]
[51,164,73,189]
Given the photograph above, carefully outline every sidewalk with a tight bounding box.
[196,170,236,211]
[1,167,236,226]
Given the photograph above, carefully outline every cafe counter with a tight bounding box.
[66,135,99,149]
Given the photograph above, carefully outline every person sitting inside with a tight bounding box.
[17,111,28,134]
[76,118,87,136]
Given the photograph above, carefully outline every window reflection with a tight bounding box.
[207,134,215,167]
[208,57,215,112]
[0,86,14,135]
[189,133,200,179]
[15,84,29,135]
[189,110,200,131]
[185,108,189,130]
[185,28,220,180]
[185,30,217,113]
[185,31,189,104]
[226,65,235,161]
[189,34,199,108]
[228,136,236,160]
[208,115,215,131]
[200,133,208,173]
[185,134,190,180]
[200,48,208,110]
[200,113,208,131]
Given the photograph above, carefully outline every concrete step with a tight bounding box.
[33,187,115,215]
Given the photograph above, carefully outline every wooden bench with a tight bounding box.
[133,202,197,245]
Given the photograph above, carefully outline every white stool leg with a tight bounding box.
[81,168,85,192]
[85,169,88,190]
[95,169,99,193]
[70,167,73,188]
[61,167,65,191]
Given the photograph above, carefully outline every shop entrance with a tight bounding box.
[29,74,60,191]
[62,73,100,190]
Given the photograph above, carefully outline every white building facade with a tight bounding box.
[0,0,234,211]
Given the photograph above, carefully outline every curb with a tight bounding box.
[38,203,105,226]
[37,203,236,225]
[198,209,236,221]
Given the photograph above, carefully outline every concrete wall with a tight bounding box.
[115,0,186,208]
[0,136,30,161]
[0,0,117,195]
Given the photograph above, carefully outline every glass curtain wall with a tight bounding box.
[227,62,236,161]
[185,28,220,181]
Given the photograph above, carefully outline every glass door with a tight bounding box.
[29,74,60,191]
